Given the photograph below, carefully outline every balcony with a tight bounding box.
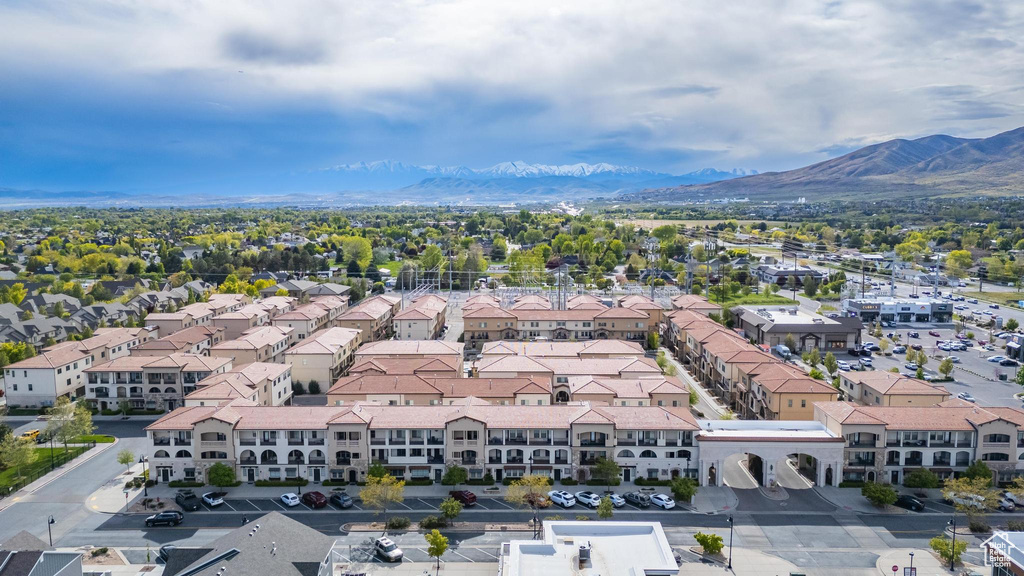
[554,457,569,465]
[287,438,304,446]
[336,457,351,465]
[579,457,599,466]
[506,438,527,445]
[370,438,387,445]
[287,458,305,465]
[848,440,876,448]
[531,458,550,464]
[239,457,257,466]
[427,437,444,445]
[388,438,407,445]
[552,438,569,446]
[929,440,955,448]
[461,458,477,466]
[307,438,325,446]
[409,438,425,446]
[579,439,607,447]
[201,440,228,448]
[847,457,875,467]
[94,392,110,398]
[260,438,277,446]
[372,457,389,465]
[428,455,444,464]
[528,438,551,445]
[663,439,681,447]
[487,438,504,445]
[506,457,524,464]
[639,439,658,446]
[153,437,171,446]
[239,439,257,446]
[904,458,923,467]
[174,438,191,446]
[933,459,952,467]
[488,457,502,464]
[616,439,637,446]
[308,457,327,465]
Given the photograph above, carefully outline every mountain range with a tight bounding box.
[630,126,1024,202]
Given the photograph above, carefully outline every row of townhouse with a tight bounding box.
[284,326,362,386]
[665,307,839,419]
[393,294,448,340]
[1,327,157,407]
[335,294,401,342]
[346,355,463,379]
[256,279,350,300]
[353,340,465,374]
[463,303,652,352]
[142,294,251,334]
[326,373,688,408]
[816,399,1024,484]
[84,353,232,411]
[474,352,663,393]
[131,326,225,356]
[209,325,296,365]
[270,295,348,340]
[145,400,700,485]
[184,362,293,407]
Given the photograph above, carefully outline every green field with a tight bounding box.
[708,293,798,307]
[71,434,115,444]
[962,292,1024,307]
[0,445,90,491]
[380,260,404,277]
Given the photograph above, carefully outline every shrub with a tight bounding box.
[292,381,306,396]
[419,516,447,529]
[585,478,620,487]
[930,536,967,566]
[167,481,203,488]
[903,468,940,489]
[386,516,411,530]
[254,479,309,487]
[560,478,579,486]
[694,532,724,555]
[543,515,565,521]
[406,478,433,486]
[504,476,553,486]
[91,548,109,557]
[308,380,321,395]
[572,514,590,521]
[838,481,865,488]
[969,520,991,533]
[861,482,898,507]
[634,478,671,487]
[1007,520,1024,531]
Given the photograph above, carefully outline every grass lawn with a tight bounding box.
[380,260,404,276]
[71,434,115,444]
[0,445,90,491]
[962,291,1024,307]
[708,293,798,307]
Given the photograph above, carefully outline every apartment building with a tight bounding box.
[327,375,551,406]
[253,296,296,319]
[271,302,333,340]
[353,340,464,373]
[144,302,215,334]
[206,293,250,313]
[479,339,646,359]
[209,325,295,365]
[186,362,293,407]
[131,326,225,357]
[732,305,862,354]
[464,304,653,352]
[567,376,689,407]
[212,304,270,340]
[393,294,447,340]
[145,400,699,484]
[347,356,463,378]
[335,294,400,342]
[284,327,362,386]
[475,355,663,390]
[671,294,722,316]
[618,294,666,327]
[2,346,92,407]
[816,400,1024,484]
[85,353,232,411]
[839,371,950,407]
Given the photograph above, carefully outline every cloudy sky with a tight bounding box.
[1,0,1023,192]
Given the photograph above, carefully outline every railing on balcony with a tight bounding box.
[428,455,444,464]
[336,457,351,465]
[580,457,598,465]
[528,438,551,445]
[639,439,658,446]
[461,458,477,465]
[372,457,389,465]
[933,458,952,466]
[409,438,425,445]
[552,438,569,446]
[239,439,257,446]
[308,438,325,446]
[153,437,171,446]
[260,438,277,446]
[308,457,327,465]
[531,458,550,464]
[506,457,524,464]
[488,437,504,445]
[554,457,568,464]
[287,438,304,446]
[847,457,875,466]
[616,438,637,446]
[370,438,386,445]
[904,458,923,466]
[848,440,876,448]
[579,439,606,447]
[506,437,527,445]
[287,458,305,465]
[174,438,191,446]
[239,457,257,465]
[427,437,444,445]
[488,457,502,464]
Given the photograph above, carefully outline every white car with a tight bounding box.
[374,537,403,562]
[280,493,300,507]
[606,493,626,508]
[988,355,1007,363]
[547,490,577,508]
[837,360,852,371]
[859,358,872,368]
[948,356,961,363]
[202,492,226,507]
[650,494,676,510]
[1001,491,1023,506]
[574,491,602,508]
[956,392,976,403]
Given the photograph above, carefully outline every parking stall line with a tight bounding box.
[300,502,313,511]
[273,499,289,510]
[222,501,236,512]
[395,501,414,510]
[246,500,259,510]
[474,501,490,510]
[478,548,500,560]
[449,550,475,563]
[417,498,435,510]
[352,503,363,510]
[489,499,514,510]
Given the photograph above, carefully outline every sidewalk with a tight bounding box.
[875,547,982,575]
[88,460,149,514]
[661,346,728,418]
[0,439,116,513]
[814,486,909,515]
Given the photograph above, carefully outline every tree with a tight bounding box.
[785,275,797,298]
[307,380,321,395]
[367,462,389,479]
[591,457,620,493]
[803,274,818,298]
[938,357,954,379]
[117,448,136,471]
[670,477,698,503]
[823,352,838,379]
[694,531,724,555]
[689,389,698,406]
[506,474,551,536]
[72,401,95,440]
[441,465,468,486]
[878,338,890,356]
[208,462,236,488]
[597,496,614,519]
[1008,318,1020,332]
[439,497,463,523]
[861,482,897,507]
[784,333,797,353]
[945,250,974,281]
[903,468,940,489]
[929,536,967,567]
[0,436,33,480]
[962,460,993,484]
[45,396,78,453]
[424,529,449,575]
[359,473,405,528]
[802,348,820,368]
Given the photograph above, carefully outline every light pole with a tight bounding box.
[727,515,734,570]
[909,551,914,573]
[138,456,148,496]
[948,516,957,570]
[46,516,55,547]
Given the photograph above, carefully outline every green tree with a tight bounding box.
[45,396,78,453]
[670,477,698,503]
[1008,318,1020,332]
[784,333,797,353]
[823,351,838,379]
[944,250,974,281]
[938,357,954,379]
[424,529,449,575]
[802,348,820,368]
[591,457,620,493]
[929,536,967,567]
[861,482,897,507]
[505,474,551,534]
[359,473,405,527]
[802,274,818,298]
[439,497,463,523]
[441,465,468,486]
[962,460,993,484]
[785,275,797,298]
[208,462,236,488]
[903,468,940,489]
[307,380,321,395]
[694,531,724,555]
[117,448,136,471]
[0,436,33,480]
[367,462,389,479]
[597,496,614,520]
[72,401,95,440]
[943,476,996,520]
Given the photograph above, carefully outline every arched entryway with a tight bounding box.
[555,390,569,403]
[707,465,717,486]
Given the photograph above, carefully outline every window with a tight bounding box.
[983,452,1010,461]
[801,400,806,408]
[985,434,1011,444]
[787,399,793,408]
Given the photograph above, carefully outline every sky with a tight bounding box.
[1,0,1023,193]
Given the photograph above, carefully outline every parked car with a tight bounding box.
[904,363,920,371]
[991,304,1001,309]
[18,429,40,441]
[948,356,961,363]
[145,511,184,527]
[945,492,985,510]
[374,537,403,562]
[449,490,477,507]
[574,491,602,508]
[1001,491,1023,506]
[302,491,328,509]
[175,490,201,511]
[650,494,676,510]
[548,490,577,508]
[329,492,354,508]
[859,348,872,357]
[606,493,625,507]
[999,497,1016,512]
[956,392,976,403]
[158,545,177,561]
[910,344,922,351]
[848,348,862,357]
[862,342,880,352]
[280,493,301,507]
[894,495,924,512]
[202,492,226,507]
[624,492,651,508]
[968,298,979,304]
[892,345,907,354]
[859,358,873,368]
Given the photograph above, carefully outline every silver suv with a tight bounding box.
[547,490,577,508]
[574,491,602,508]
[374,537,403,562]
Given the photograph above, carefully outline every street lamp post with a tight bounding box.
[685,456,691,479]
[727,515,734,570]
[909,551,914,573]
[138,456,148,497]
[46,516,55,547]
[49,434,55,471]
[948,516,957,571]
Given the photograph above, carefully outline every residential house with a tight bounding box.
[186,362,293,407]
[209,325,295,365]
[132,326,225,357]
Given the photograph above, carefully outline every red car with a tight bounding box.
[928,330,941,337]
[301,491,328,509]
[448,490,477,507]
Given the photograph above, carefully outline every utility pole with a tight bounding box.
[891,256,898,297]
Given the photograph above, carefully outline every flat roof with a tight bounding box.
[696,419,842,441]
[503,521,678,576]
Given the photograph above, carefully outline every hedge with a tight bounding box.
[466,478,496,486]
[502,477,554,486]
[838,481,866,488]
[254,479,309,487]
[386,517,411,530]
[406,478,433,486]
[559,478,579,486]
[586,478,621,487]
[167,481,204,488]
[633,478,671,487]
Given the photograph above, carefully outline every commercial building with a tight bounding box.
[754,263,826,286]
[843,297,954,324]
[284,326,362,386]
[732,305,863,353]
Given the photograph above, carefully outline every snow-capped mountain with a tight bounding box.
[323,160,669,180]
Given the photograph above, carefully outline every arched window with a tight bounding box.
[175,450,192,459]
[336,451,352,465]
[678,450,692,460]
[240,450,256,463]
[154,450,170,458]
[640,450,657,458]
[983,452,1010,462]
[985,434,1011,443]
[260,450,277,464]
[288,450,305,464]
[955,451,970,466]
[617,450,636,458]
[309,450,325,464]
[488,449,502,463]
[149,387,161,393]
[164,387,176,394]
